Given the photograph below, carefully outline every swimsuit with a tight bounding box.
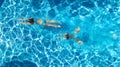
[65,33,74,40]
[65,33,70,40]
[28,18,34,24]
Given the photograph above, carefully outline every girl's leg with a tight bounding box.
[75,38,83,45]
[19,22,31,25]
[18,18,29,20]
[18,18,30,25]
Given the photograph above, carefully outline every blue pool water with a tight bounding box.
[0,0,120,67]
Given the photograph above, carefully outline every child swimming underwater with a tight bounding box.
[58,26,83,45]
[18,18,61,28]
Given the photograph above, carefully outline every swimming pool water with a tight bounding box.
[0,0,120,67]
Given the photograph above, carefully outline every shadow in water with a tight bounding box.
[2,60,37,67]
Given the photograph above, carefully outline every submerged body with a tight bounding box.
[58,26,83,45]
[18,18,61,28]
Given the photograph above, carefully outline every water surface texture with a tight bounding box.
[0,0,120,67]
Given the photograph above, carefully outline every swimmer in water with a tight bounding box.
[18,18,61,28]
[58,26,83,45]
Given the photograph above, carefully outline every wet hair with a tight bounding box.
[28,18,34,24]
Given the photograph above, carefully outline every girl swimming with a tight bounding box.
[18,18,61,28]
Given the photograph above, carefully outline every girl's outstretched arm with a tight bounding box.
[74,26,80,34]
